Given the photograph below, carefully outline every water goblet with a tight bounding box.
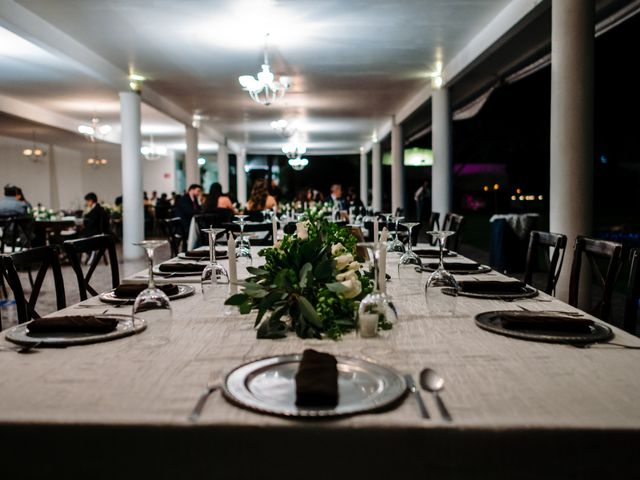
[132,240,172,321]
[424,231,459,316]
[233,216,253,266]
[201,228,229,299]
[398,222,423,288]
[387,216,406,254]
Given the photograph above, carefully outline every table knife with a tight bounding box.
[405,374,430,419]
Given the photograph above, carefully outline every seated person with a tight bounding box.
[174,184,203,233]
[0,184,29,217]
[246,179,277,212]
[82,192,110,237]
[202,182,236,213]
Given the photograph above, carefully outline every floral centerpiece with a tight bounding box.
[225,218,391,340]
[30,205,57,221]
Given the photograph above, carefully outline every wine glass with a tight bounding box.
[357,242,398,337]
[233,216,252,266]
[398,222,423,287]
[201,228,229,298]
[387,216,405,254]
[132,240,172,321]
[424,231,459,316]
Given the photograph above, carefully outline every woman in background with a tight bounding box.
[246,178,277,212]
[203,182,236,213]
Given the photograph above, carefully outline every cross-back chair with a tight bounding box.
[623,248,640,334]
[442,212,464,251]
[63,234,119,301]
[523,231,567,295]
[160,217,187,257]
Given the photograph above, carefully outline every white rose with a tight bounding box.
[347,261,360,271]
[336,270,357,282]
[331,243,346,256]
[340,278,362,299]
[295,221,309,240]
[335,253,354,270]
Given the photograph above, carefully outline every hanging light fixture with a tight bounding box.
[22,131,46,161]
[282,143,307,159]
[288,156,309,171]
[141,135,168,160]
[270,119,297,138]
[78,116,112,142]
[86,141,108,167]
[238,33,291,106]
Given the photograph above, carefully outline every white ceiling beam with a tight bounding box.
[0,0,236,151]
[384,0,547,132]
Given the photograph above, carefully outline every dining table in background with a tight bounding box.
[1,246,640,479]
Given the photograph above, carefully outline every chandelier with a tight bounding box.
[22,132,46,161]
[78,117,112,142]
[87,141,108,167]
[238,34,291,106]
[270,119,297,138]
[141,135,167,160]
[282,143,306,159]
[288,156,309,171]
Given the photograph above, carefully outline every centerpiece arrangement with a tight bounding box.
[225,216,392,340]
[30,205,57,221]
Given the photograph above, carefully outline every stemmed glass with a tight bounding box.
[132,240,172,320]
[387,215,406,254]
[357,242,398,336]
[398,222,423,285]
[201,228,229,296]
[233,216,252,265]
[424,231,459,316]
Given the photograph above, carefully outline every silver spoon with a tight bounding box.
[420,368,452,422]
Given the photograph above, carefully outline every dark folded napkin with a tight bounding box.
[158,262,206,273]
[184,249,227,259]
[295,349,339,408]
[27,316,118,334]
[427,261,480,271]
[500,313,594,333]
[113,283,180,298]
[414,248,449,258]
[458,280,526,295]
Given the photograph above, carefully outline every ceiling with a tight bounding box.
[0,0,513,155]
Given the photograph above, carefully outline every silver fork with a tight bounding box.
[188,374,220,422]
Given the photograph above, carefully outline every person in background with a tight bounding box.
[15,188,32,210]
[246,179,277,212]
[346,186,364,211]
[305,186,324,203]
[414,179,431,222]
[330,184,348,211]
[0,184,28,217]
[174,184,202,232]
[203,182,236,213]
[82,192,110,237]
[150,191,158,204]
[268,179,282,202]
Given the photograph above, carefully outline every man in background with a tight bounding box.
[83,192,110,237]
[330,184,348,211]
[0,184,28,217]
[174,184,202,233]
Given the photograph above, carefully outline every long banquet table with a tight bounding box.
[2,246,640,479]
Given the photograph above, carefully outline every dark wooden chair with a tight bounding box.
[224,221,273,246]
[194,211,233,246]
[1,215,34,253]
[0,246,66,324]
[420,212,441,246]
[623,248,640,334]
[442,213,464,251]
[523,231,567,295]
[63,234,120,301]
[568,236,622,321]
[160,217,187,257]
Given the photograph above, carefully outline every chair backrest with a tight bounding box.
[63,234,119,300]
[224,222,273,246]
[0,246,66,324]
[623,248,640,334]
[1,216,34,253]
[523,230,568,295]
[429,212,440,231]
[442,213,464,251]
[568,236,623,321]
[160,217,187,257]
[194,211,234,245]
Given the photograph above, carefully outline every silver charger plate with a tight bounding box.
[475,310,613,344]
[5,314,147,347]
[442,284,538,300]
[153,265,204,277]
[223,354,407,418]
[98,284,195,305]
[422,264,492,275]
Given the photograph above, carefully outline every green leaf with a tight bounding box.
[313,258,334,281]
[225,293,248,306]
[246,266,269,276]
[299,262,313,289]
[297,295,322,328]
[326,282,349,294]
[239,300,253,315]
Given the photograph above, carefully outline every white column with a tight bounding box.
[217,142,230,193]
[359,147,368,206]
[432,86,452,216]
[236,148,247,205]
[390,119,404,214]
[550,0,594,302]
[185,125,199,187]
[371,141,382,211]
[119,91,144,259]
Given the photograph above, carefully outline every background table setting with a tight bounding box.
[2,223,640,479]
